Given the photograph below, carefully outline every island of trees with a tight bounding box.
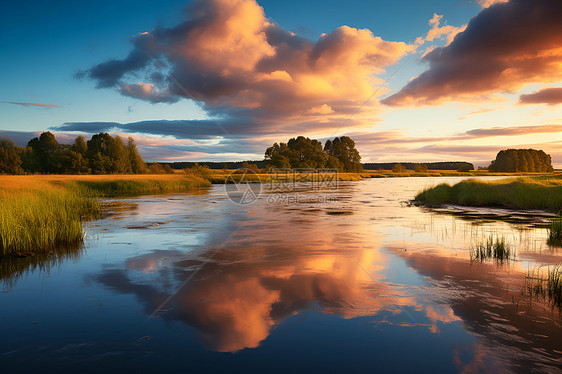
[0,132,175,174]
[488,149,553,172]
[264,136,363,172]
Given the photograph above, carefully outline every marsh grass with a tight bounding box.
[547,218,562,247]
[415,177,562,211]
[470,236,513,263]
[69,175,211,197]
[526,265,562,311]
[0,175,211,256]
[0,189,99,255]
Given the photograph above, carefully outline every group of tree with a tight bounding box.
[0,132,173,175]
[363,161,474,171]
[488,149,553,172]
[264,136,363,172]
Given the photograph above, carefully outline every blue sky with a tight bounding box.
[1,0,561,165]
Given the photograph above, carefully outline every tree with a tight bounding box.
[28,131,59,172]
[489,149,553,172]
[242,161,260,173]
[392,163,407,173]
[265,136,363,172]
[127,137,146,174]
[0,138,23,174]
[324,136,363,172]
[413,163,428,172]
[72,135,88,156]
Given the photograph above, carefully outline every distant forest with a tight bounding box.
[362,162,474,171]
[488,149,553,172]
[0,132,175,175]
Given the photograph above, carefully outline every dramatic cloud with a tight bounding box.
[81,0,414,135]
[519,87,562,105]
[1,101,61,108]
[383,0,562,106]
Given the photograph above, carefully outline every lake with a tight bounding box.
[1,177,561,372]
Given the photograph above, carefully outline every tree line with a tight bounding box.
[0,132,174,175]
[265,136,363,172]
[363,161,474,172]
[488,149,553,172]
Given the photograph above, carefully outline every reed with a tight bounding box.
[415,177,562,211]
[0,188,99,255]
[547,218,562,246]
[0,174,212,255]
[526,265,562,310]
[470,236,512,262]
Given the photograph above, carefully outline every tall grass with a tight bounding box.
[0,189,99,255]
[0,175,212,256]
[69,175,211,197]
[526,265,562,311]
[415,177,562,211]
[548,218,562,246]
[470,236,512,263]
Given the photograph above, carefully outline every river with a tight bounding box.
[1,177,561,372]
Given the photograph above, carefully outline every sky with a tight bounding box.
[1,0,561,167]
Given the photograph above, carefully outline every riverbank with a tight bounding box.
[414,176,562,212]
[0,175,211,255]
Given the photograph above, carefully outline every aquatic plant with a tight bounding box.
[415,177,562,211]
[526,265,562,311]
[470,236,512,262]
[547,218,562,246]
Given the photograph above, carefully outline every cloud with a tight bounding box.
[81,0,414,135]
[465,124,562,137]
[519,87,562,105]
[0,101,62,108]
[416,14,466,46]
[382,0,562,106]
[475,0,509,8]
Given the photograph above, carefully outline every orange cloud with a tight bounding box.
[476,0,509,8]
[84,0,415,134]
[383,0,562,106]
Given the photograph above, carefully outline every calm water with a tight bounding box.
[2,177,562,373]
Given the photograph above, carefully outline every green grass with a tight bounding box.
[548,218,562,246]
[470,236,512,263]
[415,177,562,211]
[526,265,562,311]
[0,189,99,255]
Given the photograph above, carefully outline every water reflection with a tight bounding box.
[3,177,562,372]
[0,245,84,287]
[93,226,415,352]
[386,241,562,371]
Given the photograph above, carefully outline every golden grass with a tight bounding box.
[0,174,211,255]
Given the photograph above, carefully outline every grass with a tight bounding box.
[0,188,99,255]
[548,218,562,246]
[0,174,211,255]
[470,236,512,263]
[526,265,562,311]
[414,176,562,211]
